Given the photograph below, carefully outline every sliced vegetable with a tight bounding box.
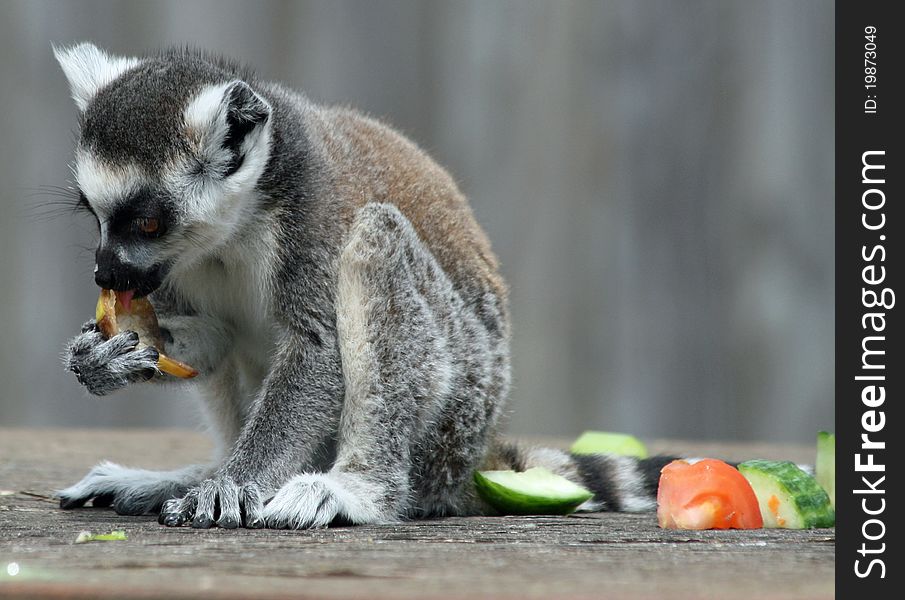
[570,431,648,458]
[95,288,198,378]
[474,467,593,515]
[738,460,834,529]
[657,459,763,530]
[74,530,128,543]
[816,431,835,509]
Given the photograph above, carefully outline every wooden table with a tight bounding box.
[0,429,834,599]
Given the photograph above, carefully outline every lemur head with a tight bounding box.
[55,43,273,297]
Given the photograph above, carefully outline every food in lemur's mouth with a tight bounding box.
[95,289,198,379]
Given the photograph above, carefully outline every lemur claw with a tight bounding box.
[191,515,213,529]
[159,477,265,529]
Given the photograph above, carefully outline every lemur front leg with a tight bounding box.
[263,204,464,528]
[160,204,465,529]
[158,320,345,528]
[59,305,234,515]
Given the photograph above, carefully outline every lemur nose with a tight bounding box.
[94,248,119,289]
[94,264,115,289]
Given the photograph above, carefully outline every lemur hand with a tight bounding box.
[65,320,159,395]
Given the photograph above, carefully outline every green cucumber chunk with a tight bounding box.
[474,467,593,515]
[816,431,835,509]
[570,431,648,458]
[738,460,835,529]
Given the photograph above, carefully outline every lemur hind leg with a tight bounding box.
[58,462,213,515]
[263,203,504,528]
[409,273,510,517]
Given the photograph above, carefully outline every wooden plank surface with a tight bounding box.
[0,429,834,599]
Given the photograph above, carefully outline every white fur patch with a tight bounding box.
[525,447,579,480]
[178,81,273,216]
[262,472,386,529]
[162,82,273,263]
[611,456,657,512]
[184,83,232,136]
[184,82,234,173]
[164,216,277,327]
[54,42,140,111]
[336,235,376,439]
[57,461,210,506]
[576,499,604,512]
[74,150,146,218]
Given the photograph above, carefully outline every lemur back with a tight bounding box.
[57,44,673,528]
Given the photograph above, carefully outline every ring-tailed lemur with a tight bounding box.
[55,43,676,528]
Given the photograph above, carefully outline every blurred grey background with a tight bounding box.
[0,0,833,443]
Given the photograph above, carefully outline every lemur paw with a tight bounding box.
[57,461,203,515]
[65,320,159,395]
[261,472,388,529]
[159,477,266,529]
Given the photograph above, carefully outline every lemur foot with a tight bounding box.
[261,472,389,529]
[159,476,266,529]
[57,461,207,515]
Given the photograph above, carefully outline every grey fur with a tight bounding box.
[80,48,254,171]
[64,321,159,395]
[57,461,211,515]
[56,43,666,527]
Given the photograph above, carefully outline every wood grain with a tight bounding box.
[0,429,834,599]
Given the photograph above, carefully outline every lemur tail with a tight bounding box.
[483,440,680,512]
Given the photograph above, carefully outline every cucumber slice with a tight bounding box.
[816,431,835,509]
[474,467,593,515]
[570,431,648,458]
[738,460,835,528]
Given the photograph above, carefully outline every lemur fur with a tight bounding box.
[56,43,675,528]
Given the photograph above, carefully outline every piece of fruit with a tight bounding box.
[816,431,835,509]
[474,467,593,515]
[95,288,198,378]
[74,530,128,543]
[570,431,648,458]
[657,459,763,529]
[738,460,834,529]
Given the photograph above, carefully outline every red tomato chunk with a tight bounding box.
[657,459,763,530]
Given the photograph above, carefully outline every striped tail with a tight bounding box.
[569,452,679,512]
[484,440,680,512]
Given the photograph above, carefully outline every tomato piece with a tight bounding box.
[657,459,764,529]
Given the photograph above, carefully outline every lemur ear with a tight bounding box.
[53,42,140,111]
[221,81,271,176]
[185,80,272,179]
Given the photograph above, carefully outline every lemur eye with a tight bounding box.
[135,217,160,235]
